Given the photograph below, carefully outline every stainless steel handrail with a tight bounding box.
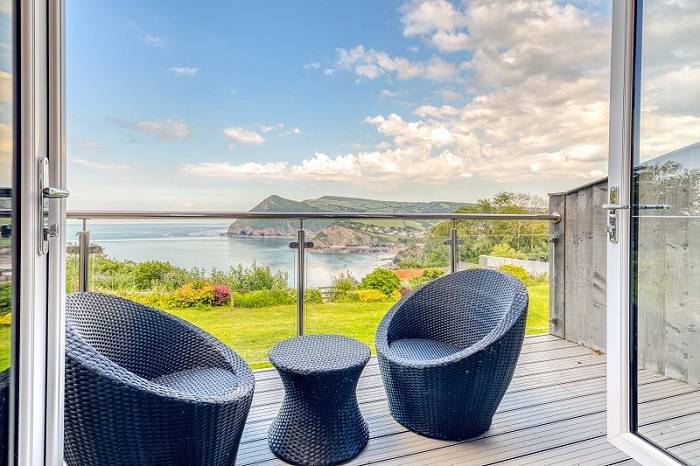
[67,209,560,336]
[67,210,561,222]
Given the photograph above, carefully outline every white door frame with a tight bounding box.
[15,0,66,464]
[45,0,66,463]
[606,1,684,464]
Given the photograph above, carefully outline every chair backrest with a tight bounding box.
[386,269,527,349]
[66,292,227,379]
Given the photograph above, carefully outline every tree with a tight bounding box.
[432,192,549,263]
[359,268,400,296]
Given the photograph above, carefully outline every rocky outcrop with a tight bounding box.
[311,225,392,253]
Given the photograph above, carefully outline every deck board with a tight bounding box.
[236,335,699,465]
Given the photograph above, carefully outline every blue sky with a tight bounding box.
[66,0,614,210]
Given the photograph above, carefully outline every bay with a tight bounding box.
[66,221,392,287]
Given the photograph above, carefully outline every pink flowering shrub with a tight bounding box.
[212,284,231,306]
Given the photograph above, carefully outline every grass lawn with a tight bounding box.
[0,283,551,371]
[165,283,549,370]
[526,284,550,335]
[0,325,9,371]
[166,302,393,369]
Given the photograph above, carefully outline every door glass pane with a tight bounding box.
[0,0,13,463]
[633,1,700,462]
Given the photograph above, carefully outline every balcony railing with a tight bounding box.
[66,210,560,338]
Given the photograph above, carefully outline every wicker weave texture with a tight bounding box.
[64,292,255,466]
[0,369,7,466]
[268,335,370,466]
[375,269,528,441]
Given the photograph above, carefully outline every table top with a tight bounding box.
[269,334,370,374]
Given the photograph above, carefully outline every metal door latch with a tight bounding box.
[39,156,69,255]
[604,187,627,243]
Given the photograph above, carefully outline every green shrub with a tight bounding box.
[498,264,532,285]
[304,288,323,304]
[232,289,295,308]
[334,290,360,303]
[330,271,358,302]
[331,271,358,293]
[490,243,527,260]
[167,280,214,307]
[359,268,400,296]
[132,261,179,290]
[211,263,288,292]
[0,281,11,314]
[409,268,445,288]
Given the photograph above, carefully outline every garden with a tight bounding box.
[59,255,549,369]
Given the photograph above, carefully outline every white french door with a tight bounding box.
[607,1,700,465]
[4,0,66,464]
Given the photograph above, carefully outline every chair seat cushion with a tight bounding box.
[151,367,239,396]
[387,338,461,361]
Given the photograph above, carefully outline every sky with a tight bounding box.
[0,0,696,208]
[64,0,615,210]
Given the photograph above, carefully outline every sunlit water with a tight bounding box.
[66,221,392,287]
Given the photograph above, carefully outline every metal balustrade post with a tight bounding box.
[449,221,459,274]
[296,221,305,336]
[77,218,90,292]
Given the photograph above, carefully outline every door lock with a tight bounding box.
[38,156,69,255]
[605,187,624,243]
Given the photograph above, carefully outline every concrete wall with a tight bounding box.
[478,255,549,276]
[550,173,700,384]
[548,179,608,352]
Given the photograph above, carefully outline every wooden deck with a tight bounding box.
[237,334,699,465]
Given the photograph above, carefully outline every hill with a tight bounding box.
[226,195,468,238]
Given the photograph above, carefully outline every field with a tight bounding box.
[0,284,549,372]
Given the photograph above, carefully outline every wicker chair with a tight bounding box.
[64,292,255,466]
[375,269,528,440]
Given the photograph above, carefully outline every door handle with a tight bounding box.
[602,203,629,211]
[38,156,69,255]
[637,204,671,210]
[602,203,671,211]
[42,186,70,199]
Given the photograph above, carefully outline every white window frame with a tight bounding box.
[606,1,685,464]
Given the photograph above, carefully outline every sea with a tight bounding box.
[65,220,392,288]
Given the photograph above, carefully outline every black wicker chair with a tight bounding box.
[64,292,255,466]
[375,269,528,441]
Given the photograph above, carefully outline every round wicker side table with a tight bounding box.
[268,334,370,466]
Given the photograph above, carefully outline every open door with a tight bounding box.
[1,0,66,464]
[608,1,700,464]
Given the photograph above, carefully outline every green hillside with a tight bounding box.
[227,195,470,238]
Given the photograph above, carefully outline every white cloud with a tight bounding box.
[75,140,102,151]
[336,45,459,81]
[135,119,190,140]
[72,158,131,171]
[260,123,285,133]
[223,127,265,145]
[141,34,166,48]
[179,148,471,183]
[169,67,199,76]
[181,161,287,178]
[303,62,321,70]
[435,88,463,101]
[401,0,468,36]
[323,68,336,76]
[379,89,399,98]
[183,1,616,185]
